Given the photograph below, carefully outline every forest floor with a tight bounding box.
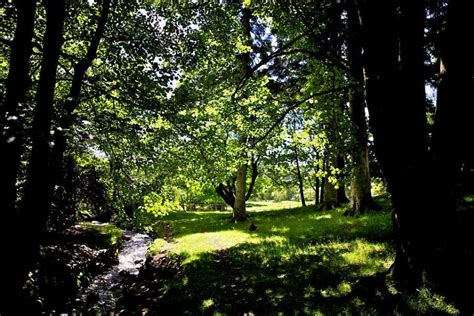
[116,196,461,315]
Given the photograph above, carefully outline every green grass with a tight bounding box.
[79,222,123,247]
[150,198,393,263]
[146,195,459,314]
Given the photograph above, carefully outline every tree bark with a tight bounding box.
[230,5,252,221]
[217,156,258,209]
[360,0,429,283]
[336,155,349,204]
[7,0,67,309]
[429,0,474,298]
[294,147,306,206]
[50,0,112,189]
[0,1,37,313]
[0,0,36,235]
[323,156,339,210]
[216,182,236,207]
[233,163,248,221]
[245,156,259,201]
[345,0,380,215]
[323,179,339,210]
[320,156,327,206]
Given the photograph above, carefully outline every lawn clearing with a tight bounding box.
[142,196,459,314]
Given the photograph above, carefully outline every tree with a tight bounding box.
[2,0,67,311]
[344,0,380,215]
[360,0,473,291]
[0,0,36,241]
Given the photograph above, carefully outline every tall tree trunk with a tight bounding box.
[294,147,306,206]
[245,156,259,201]
[315,176,320,205]
[430,0,474,300]
[7,0,66,310]
[50,0,112,191]
[320,156,327,206]
[360,0,429,284]
[217,157,258,209]
[336,155,349,204]
[345,0,380,215]
[323,156,339,210]
[323,180,338,210]
[0,0,36,234]
[0,1,37,313]
[233,163,248,221]
[231,5,252,221]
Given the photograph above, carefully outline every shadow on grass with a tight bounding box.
[125,195,461,314]
[122,237,454,315]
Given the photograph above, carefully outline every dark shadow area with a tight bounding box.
[115,239,444,315]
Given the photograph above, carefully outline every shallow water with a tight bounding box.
[74,229,152,313]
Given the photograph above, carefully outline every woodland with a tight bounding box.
[0,0,473,314]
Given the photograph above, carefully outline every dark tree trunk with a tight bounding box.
[6,1,67,310]
[345,0,380,215]
[360,0,430,284]
[315,168,320,205]
[323,179,339,210]
[216,182,236,207]
[429,0,474,302]
[336,155,349,204]
[50,0,112,189]
[233,163,248,221]
[0,0,36,235]
[323,156,339,210]
[320,156,327,206]
[245,156,259,201]
[294,147,306,207]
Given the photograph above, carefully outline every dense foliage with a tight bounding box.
[1,0,472,314]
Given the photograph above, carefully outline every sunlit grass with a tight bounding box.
[145,196,461,314]
[80,221,123,247]
[150,198,393,262]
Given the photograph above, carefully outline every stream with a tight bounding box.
[74,229,152,313]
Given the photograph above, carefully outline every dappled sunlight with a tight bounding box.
[167,231,258,263]
[314,214,333,220]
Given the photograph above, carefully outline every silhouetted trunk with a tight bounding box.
[50,0,112,190]
[313,149,321,205]
[320,156,327,206]
[336,155,349,204]
[7,1,66,310]
[430,0,474,301]
[245,156,259,201]
[0,0,36,233]
[360,0,429,284]
[216,181,236,207]
[233,163,248,221]
[345,0,380,215]
[0,1,37,313]
[294,147,306,206]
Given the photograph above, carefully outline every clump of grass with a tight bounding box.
[407,287,460,315]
